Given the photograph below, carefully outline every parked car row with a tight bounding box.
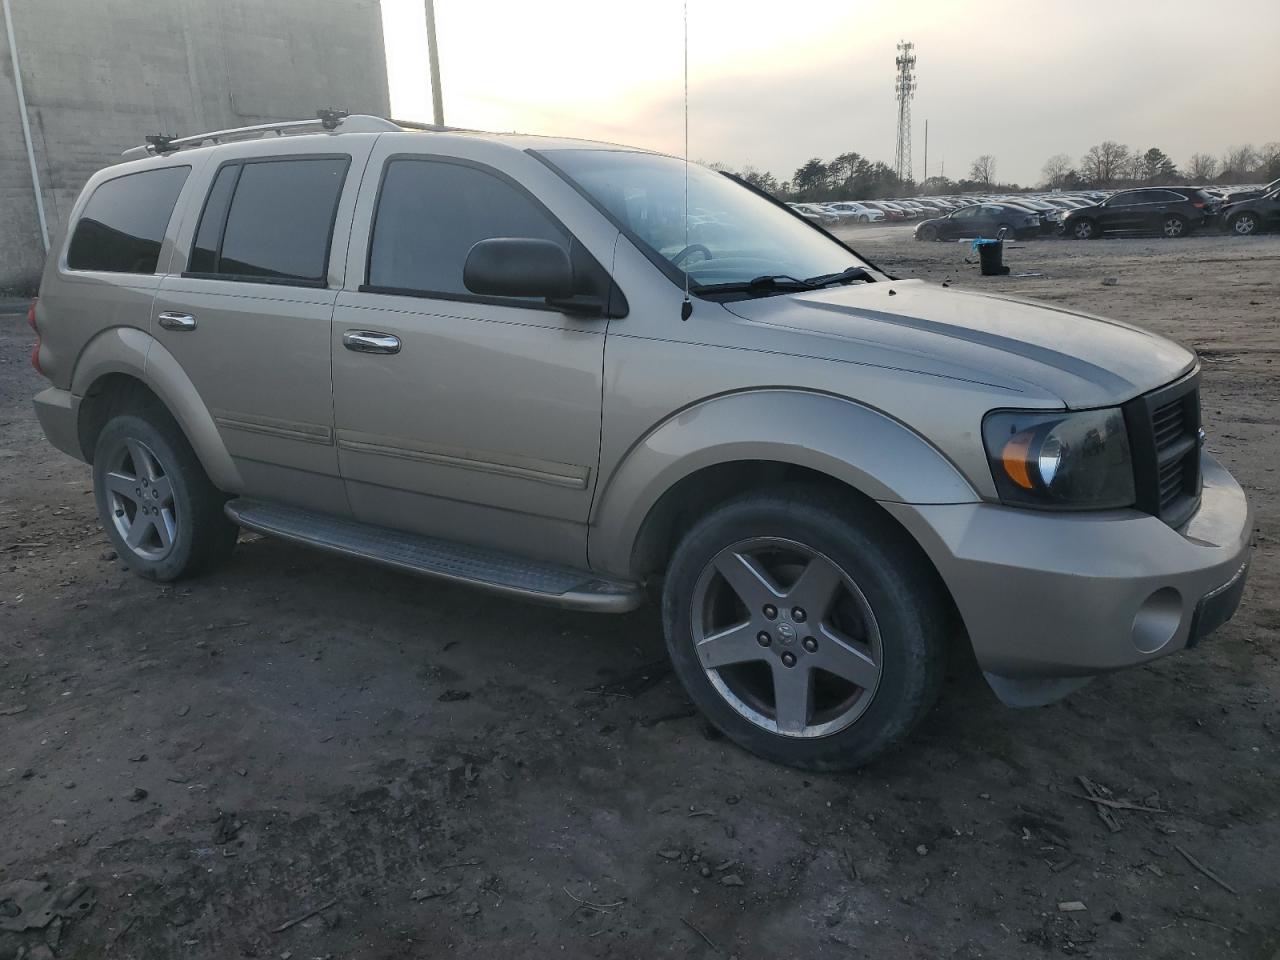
[903,184,1280,241]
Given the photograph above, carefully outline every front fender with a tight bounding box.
[72,328,242,492]
[588,389,979,577]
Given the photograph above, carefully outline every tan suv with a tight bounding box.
[29,113,1252,769]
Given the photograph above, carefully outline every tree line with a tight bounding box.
[1042,142,1279,190]
[712,140,1279,201]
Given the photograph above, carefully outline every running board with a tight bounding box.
[224,499,643,613]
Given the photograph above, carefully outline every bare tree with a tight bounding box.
[1220,144,1260,181]
[1041,153,1073,188]
[1080,141,1131,186]
[969,154,997,188]
[1186,153,1219,181]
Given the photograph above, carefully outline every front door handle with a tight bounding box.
[157,312,197,331]
[343,330,401,355]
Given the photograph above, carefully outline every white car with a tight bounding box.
[825,201,886,223]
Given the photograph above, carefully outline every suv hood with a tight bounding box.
[723,279,1196,408]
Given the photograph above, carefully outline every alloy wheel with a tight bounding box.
[103,438,177,560]
[1073,220,1094,239]
[690,537,883,738]
[1232,214,1256,236]
[1163,217,1185,238]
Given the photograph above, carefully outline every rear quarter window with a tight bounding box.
[66,166,190,274]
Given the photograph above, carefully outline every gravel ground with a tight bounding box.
[1,227,1277,959]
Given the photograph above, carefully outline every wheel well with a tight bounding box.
[78,373,165,463]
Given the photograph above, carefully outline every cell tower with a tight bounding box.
[894,41,916,183]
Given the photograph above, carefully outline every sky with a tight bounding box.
[381,0,1280,187]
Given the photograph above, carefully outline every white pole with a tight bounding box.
[3,0,49,251]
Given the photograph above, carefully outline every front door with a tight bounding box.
[330,151,614,568]
[155,145,370,514]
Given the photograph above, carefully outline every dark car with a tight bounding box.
[1222,177,1280,205]
[913,202,1040,241]
[1222,188,1280,236]
[1062,187,1218,239]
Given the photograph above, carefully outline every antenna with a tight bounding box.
[680,0,693,322]
[893,40,916,183]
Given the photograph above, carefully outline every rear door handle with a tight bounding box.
[157,312,197,331]
[343,330,401,355]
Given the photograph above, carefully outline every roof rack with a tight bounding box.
[121,110,406,160]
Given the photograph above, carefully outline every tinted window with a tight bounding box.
[190,157,349,284]
[367,159,567,297]
[188,164,240,275]
[67,166,189,274]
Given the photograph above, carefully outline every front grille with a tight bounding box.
[1124,372,1202,528]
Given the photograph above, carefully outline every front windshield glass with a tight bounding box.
[541,149,867,290]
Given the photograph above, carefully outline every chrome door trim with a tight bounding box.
[342,330,401,354]
[157,311,197,331]
[336,429,590,490]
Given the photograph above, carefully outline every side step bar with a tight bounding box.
[224,499,643,613]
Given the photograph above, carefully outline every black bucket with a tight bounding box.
[976,238,1009,276]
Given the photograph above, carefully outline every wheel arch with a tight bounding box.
[72,328,241,492]
[589,389,979,580]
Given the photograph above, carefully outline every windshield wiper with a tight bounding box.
[802,265,874,287]
[694,266,873,296]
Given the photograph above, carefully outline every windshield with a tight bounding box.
[540,149,868,290]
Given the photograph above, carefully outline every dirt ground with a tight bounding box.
[1,227,1277,960]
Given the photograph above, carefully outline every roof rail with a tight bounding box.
[121,111,403,160]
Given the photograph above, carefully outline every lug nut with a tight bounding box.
[781,652,797,667]
[792,607,807,623]
[803,637,818,653]
[762,604,777,620]
[756,631,771,647]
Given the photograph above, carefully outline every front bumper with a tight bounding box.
[884,452,1253,680]
[33,386,85,461]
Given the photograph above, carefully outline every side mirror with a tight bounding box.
[463,237,574,300]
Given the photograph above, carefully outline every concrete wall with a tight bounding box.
[0,0,389,292]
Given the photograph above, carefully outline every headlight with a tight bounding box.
[982,408,1135,509]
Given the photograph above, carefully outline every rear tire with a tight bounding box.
[92,412,238,581]
[661,486,949,770]
[1071,218,1098,240]
[1161,215,1187,238]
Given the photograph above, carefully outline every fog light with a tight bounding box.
[1132,587,1182,654]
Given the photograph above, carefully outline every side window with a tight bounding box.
[66,166,190,274]
[187,156,349,285]
[953,205,977,218]
[366,158,568,298]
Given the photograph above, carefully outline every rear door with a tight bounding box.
[154,140,374,514]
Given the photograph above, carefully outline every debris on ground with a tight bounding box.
[1058,901,1087,912]
[1077,776,1123,832]
[212,811,242,844]
[438,689,471,702]
[1101,277,1118,286]
[271,898,339,933]
[0,879,95,932]
[592,659,671,699]
[1175,844,1239,896]
[411,882,457,901]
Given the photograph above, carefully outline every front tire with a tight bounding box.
[93,412,238,581]
[917,223,938,241]
[661,487,948,770]
[1071,218,1098,240]
[1229,212,1258,236]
